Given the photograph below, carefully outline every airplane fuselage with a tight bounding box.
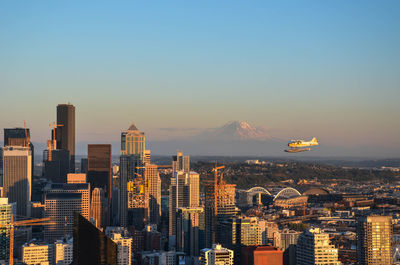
[288,138,318,148]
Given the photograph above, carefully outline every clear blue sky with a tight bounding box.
[1,1,399,154]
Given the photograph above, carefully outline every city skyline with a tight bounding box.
[1,1,399,157]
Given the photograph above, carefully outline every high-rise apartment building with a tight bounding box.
[55,237,73,265]
[90,188,106,229]
[2,146,32,217]
[176,207,205,257]
[204,171,236,247]
[200,244,234,265]
[121,123,145,160]
[56,103,75,171]
[145,163,161,225]
[241,245,283,265]
[296,228,341,265]
[43,183,90,242]
[73,213,117,265]
[0,198,16,261]
[88,144,112,199]
[169,171,200,237]
[172,151,190,173]
[357,215,393,265]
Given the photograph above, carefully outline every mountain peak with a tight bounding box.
[199,120,271,141]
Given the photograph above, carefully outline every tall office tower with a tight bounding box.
[43,183,90,243]
[2,146,32,217]
[121,122,145,159]
[73,213,117,265]
[88,144,112,199]
[357,215,393,265]
[91,188,106,229]
[176,207,205,257]
[241,246,283,265]
[56,103,75,171]
[204,171,236,248]
[145,164,161,224]
[172,151,190,173]
[120,155,147,228]
[106,230,133,265]
[22,241,54,265]
[0,198,15,261]
[200,244,234,265]
[296,228,341,265]
[169,171,200,237]
[55,237,73,265]
[219,217,261,264]
[3,128,34,173]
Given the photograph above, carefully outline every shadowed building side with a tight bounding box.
[73,212,117,265]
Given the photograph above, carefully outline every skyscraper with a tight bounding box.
[169,171,200,237]
[357,215,392,265]
[88,144,112,200]
[120,155,146,228]
[204,169,236,248]
[2,146,32,217]
[56,103,75,172]
[90,188,106,229]
[121,122,145,160]
[145,163,161,225]
[296,228,341,265]
[200,244,234,265]
[73,213,117,265]
[172,151,190,173]
[43,183,90,242]
[3,128,34,171]
[176,207,205,257]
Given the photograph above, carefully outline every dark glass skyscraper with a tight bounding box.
[56,103,75,172]
[73,213,117,265]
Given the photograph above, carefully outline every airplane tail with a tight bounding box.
[311,137,318,143]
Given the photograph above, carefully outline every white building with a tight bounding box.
[296,228,341,265]
[22,242,54,265]
[200,244,234,265]
[106,229,132,265]
[55,237,73,265]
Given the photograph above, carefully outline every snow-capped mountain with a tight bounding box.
[198,121,271,141]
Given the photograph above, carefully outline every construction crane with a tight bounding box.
[0,215,55,265]
[23,120,30,147]
[47,122,64,161]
